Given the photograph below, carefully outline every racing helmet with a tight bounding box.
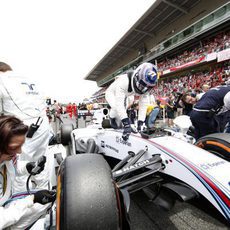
[132,62,158,94]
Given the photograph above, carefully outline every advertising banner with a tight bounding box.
[217,48,230,62]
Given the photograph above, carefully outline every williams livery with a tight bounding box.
[59,118,230,229]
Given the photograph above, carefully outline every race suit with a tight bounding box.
[0,71,50,192]
[105,74,150,124]
[0,160,50,229]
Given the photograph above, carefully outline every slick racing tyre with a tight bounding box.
[56,154,121,230]
[60,124,74,145]
[195,133,230,161]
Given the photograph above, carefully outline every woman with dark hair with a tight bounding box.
[0,115,28,163]
[0,115,55,229]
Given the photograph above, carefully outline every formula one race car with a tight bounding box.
[51,111,230,230]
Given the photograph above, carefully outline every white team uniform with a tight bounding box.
[0,71,51,228]
[105,74,150,123]
[0,160,50,229]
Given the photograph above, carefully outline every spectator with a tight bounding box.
[165,94,175,127]
[196,84,210,100]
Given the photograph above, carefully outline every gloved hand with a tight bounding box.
[26,156,46,175]
[137,120,144,132]
[121,118,132,141]
[34,190,56,205]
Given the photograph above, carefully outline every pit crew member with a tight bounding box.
[0,61,51,192]
[181,85,230,140]
[0,115,55,229]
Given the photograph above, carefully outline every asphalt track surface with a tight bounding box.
[129,191,229,230]
[57,115,230,230]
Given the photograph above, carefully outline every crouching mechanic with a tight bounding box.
[105,62,158,141]
[0,115,55,229]
[181,85,230,140]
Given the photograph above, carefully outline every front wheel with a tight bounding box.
[56,154,122,230]
[195,133,230,161]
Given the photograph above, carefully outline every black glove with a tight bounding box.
[26,156,46,175]
[137,120,144,132]
[26,162,36,175]
[34,190,56,205]
[122,118,132,141]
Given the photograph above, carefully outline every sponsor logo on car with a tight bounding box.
[105,144,119,153]
[115,136,131,147]
[114,159,150,176]
[101,140,118,153]
[199,160,226,170]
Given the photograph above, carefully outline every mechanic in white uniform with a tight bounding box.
[0,62,50,192]
[105,62,158,141]
[0,115,55,229]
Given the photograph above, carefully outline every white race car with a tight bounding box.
[52,111,230,230]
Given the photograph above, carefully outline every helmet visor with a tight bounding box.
[134,78,151,94]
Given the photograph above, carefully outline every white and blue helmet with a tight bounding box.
[132,62,158,94]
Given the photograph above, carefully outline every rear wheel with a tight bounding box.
[195,133,230,161]
[57,154,121,230]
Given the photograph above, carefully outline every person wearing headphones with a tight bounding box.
[0,115,55,229]
[105,62,158,141]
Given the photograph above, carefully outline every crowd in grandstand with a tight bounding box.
[91,60,229,106]
[86,30,230,136]
[92,31,230,105]
[45,30,230,139]
[153,31,230,99]
[157,31,230,72]
[153,60,230,98]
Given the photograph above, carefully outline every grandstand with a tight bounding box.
[85,0,229,102]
